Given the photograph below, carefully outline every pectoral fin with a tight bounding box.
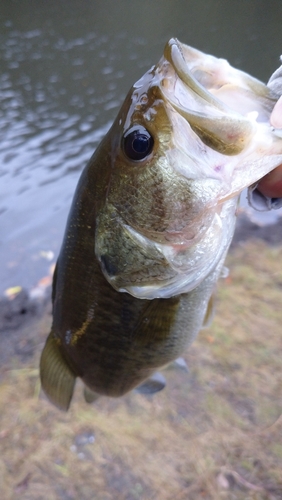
[170,357,189,372]
[40,331,76,411]
[135,372,166,395]
[133,296,180,346]
[84,386,100,404]
[202,293,215,329]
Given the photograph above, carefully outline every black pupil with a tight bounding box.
[123,126,154,161]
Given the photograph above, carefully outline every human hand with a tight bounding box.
[259,68,282,198]
[257,163,282,198]
[257,95,282,198]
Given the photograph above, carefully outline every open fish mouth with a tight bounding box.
[159,38,265,156]
[159,39,260,155]
[94,39,282,300]
[157,38,282,200]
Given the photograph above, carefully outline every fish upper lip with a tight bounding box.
[160,39,255,156]
[164,38,228,112]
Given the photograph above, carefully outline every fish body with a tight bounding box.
[40,39,282,410]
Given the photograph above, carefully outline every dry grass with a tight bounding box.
[1,239,282,500]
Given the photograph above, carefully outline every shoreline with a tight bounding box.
[1,235,282,498]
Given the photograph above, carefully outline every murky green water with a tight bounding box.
[1,0,282,293]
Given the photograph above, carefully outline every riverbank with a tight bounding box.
[1,226,282,499]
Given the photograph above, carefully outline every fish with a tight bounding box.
[40,38,282,410]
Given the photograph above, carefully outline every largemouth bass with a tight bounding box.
[40,39,282,410]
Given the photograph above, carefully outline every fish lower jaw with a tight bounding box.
[101,229,234,299]
[106,262,220,299]
[98,201,237,299]
[117,279,200,299]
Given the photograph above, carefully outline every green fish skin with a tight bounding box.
[40,39,282,410]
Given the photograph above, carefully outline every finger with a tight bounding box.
[257,163,282,198]
[270,95,282,129]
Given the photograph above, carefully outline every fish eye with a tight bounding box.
[122,126,154,161]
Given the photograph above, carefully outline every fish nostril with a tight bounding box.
[99,255,117,277]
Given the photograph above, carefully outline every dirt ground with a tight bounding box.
[1,236,282,500]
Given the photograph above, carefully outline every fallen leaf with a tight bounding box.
[40,250,54,261]
[0,429,9,439]
[4,286,22,299]
[221,468,265,492]
[217,472,229,489]
[38,276,52,287]
[49,263,56,276]
[14,473,32,494]
[206,335,215,343]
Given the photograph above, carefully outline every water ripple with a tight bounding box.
[0,0,281,295]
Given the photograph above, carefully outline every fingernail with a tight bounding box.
[270,95,282,129]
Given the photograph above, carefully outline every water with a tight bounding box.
[1,0,282,294]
